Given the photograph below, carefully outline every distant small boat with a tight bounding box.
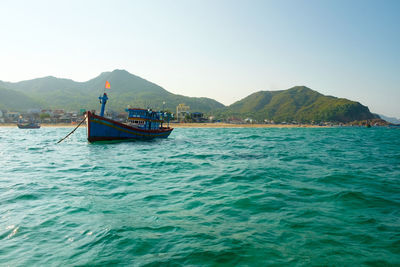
[86,85,173,142]
[17,122,41,129]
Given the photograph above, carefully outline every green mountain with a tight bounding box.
[0,69,224,112]
[215,86,377,123]
[0,86,41,111]
[378,114,400,124]
[0,72,378,123]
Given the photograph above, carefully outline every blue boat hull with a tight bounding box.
[86,112,173,142]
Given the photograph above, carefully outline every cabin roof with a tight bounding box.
[126,108,148,111]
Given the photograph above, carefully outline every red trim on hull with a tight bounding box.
[87,136,170,142]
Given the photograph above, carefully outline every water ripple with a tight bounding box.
[0,127,399,265]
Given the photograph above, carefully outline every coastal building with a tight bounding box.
[0,108,88,124]
[244,118,254,123]
[191,112,207,123]
[6,112,20,123]
[53,109,65,116]
[41,109,54,116]
[28,109,41,114]
[176,103,190,122]
[228,116,244,124]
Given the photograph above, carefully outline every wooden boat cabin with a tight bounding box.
[126,108,164,130]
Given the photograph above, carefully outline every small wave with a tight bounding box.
[242,134,263,139]
[295,187,327,197]
[38,216,59,228]
[297,209,325,219]
[334,191,368,202]
[1,225,20,240]
[134,225,179,233]
[11,193,40,202]
[331,190,399,209]
[178,246,251,266]
[109,190,128,199]
[7,226,19,239]
[26,147,42,151]
[118,165,135,170]
[66,207,90,215]
[233,197,253,209]
[184,200,204,210]
[142,194,168,202]
[199,174,230,186]
[318,173,357,185]
[363,259,393,266]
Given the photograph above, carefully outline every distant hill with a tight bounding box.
[214,86,377,123]
[0,72,380,123]
[0,86,40,111]
[378,114,400,124]
[0,70,224,112]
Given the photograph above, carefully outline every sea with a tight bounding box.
[0,126,399,266]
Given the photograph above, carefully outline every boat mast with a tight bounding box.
[99,93,108,117]
[99,81,111,117]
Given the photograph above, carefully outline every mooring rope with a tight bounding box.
[56,117,87,144]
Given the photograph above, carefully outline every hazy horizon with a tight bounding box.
[0,0,399,117]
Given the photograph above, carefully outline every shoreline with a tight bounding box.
[1,123,394,128]
[169,123,326,128]
[1,123,328,128]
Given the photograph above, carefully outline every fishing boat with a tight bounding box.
[17,122,41,129]
[86,89,173,142]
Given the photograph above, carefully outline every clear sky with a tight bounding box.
[0,0,399,117]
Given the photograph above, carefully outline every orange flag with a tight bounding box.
[105,81,111,89]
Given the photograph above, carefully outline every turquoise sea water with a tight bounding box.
[0,127,399,266]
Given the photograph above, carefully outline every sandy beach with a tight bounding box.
[169,123,325,128]
[0,123,78,128]
[1,123,326,128]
